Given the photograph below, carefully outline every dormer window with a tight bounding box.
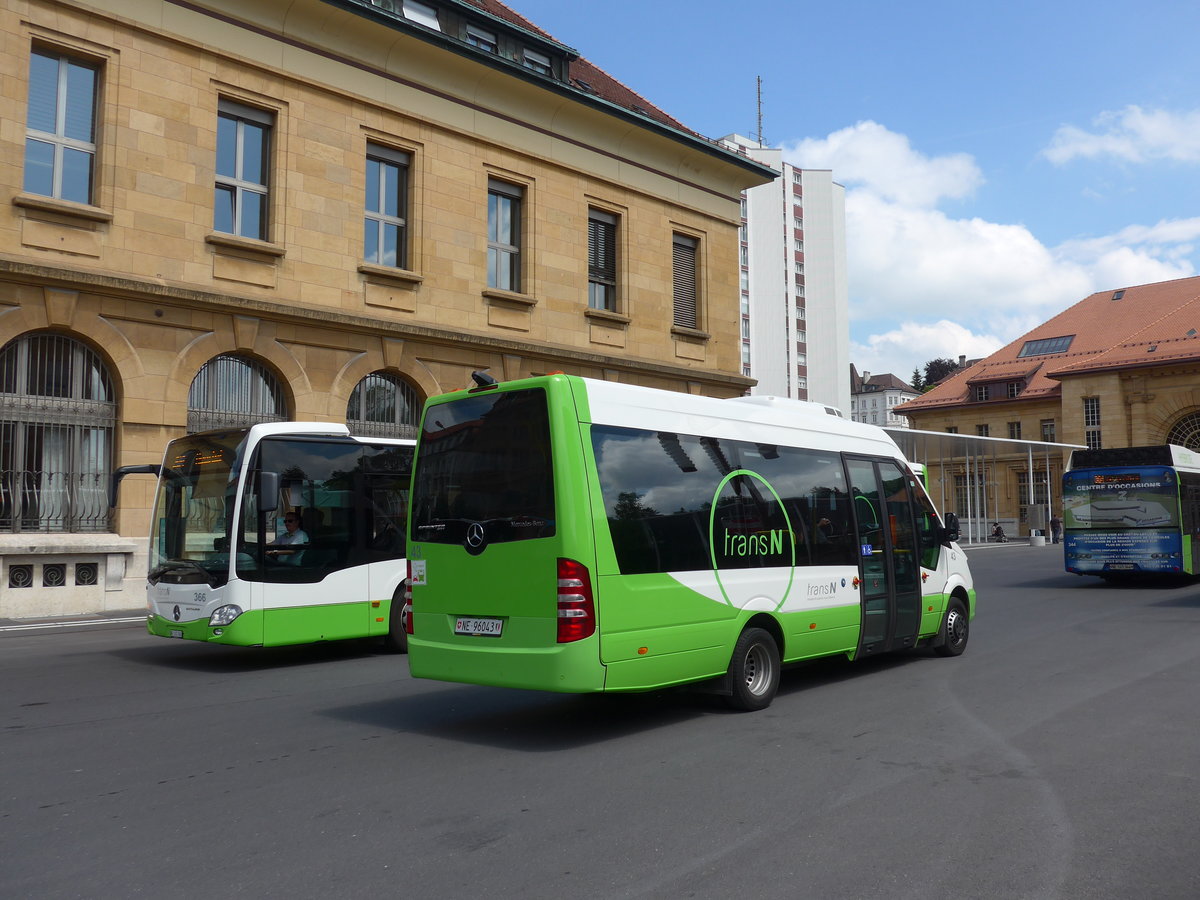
[401,0,440,30]
[465,24,497,53]
[973,384,988,402]
[1007,381,1022,398]
[522,48,552,76]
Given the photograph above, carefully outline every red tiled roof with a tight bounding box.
[898,275,1200,414]
[461,0,689,131]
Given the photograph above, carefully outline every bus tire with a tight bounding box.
[382,582,408,654]
[724,627,780,711]
[935,596,969,657]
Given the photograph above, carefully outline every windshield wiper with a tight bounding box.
[149,558,217,588]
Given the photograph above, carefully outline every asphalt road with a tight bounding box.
[3,545,1199,899]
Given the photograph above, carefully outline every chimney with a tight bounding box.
[958,355,966,367]
[862,371,870,383]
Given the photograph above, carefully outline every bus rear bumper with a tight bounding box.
[408,636,605,693]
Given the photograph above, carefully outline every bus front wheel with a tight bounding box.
[382,582,408,654]
[935,596,969,657]
[724,627,780,711]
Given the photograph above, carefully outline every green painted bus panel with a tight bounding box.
[148,609,264,645]
[407,631,605,692]
[148,601,381,647]
[262,602,372,645]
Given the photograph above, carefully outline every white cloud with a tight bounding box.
[783,121,982,207]
[851,320,1005,383]
[777,120,1200,380]
[1043,106,1200,164]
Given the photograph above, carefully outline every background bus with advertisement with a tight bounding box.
[1063,444,1200,579]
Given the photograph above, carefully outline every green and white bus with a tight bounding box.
[404,374,974,710]
[112,423,414,648]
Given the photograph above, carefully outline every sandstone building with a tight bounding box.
[0,0,775,616]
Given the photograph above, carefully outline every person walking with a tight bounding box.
[1050,512,1063,544]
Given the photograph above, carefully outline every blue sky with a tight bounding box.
[512,0,1200,379]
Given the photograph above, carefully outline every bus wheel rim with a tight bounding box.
[745,644,770,695]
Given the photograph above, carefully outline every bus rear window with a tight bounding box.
[410,388,555,546]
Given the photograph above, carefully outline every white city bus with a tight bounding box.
[112,423,414,649]
[406,375,976,710]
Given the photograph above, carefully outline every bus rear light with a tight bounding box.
[556,557,595,643]
[403,562,414,635]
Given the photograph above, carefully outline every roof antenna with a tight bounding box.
[755,75,764,145]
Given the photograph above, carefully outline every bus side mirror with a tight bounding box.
[109,464,162,508]
[258,471,280,513]
[942,512,960,545]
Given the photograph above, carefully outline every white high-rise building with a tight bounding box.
[720,134,850,414]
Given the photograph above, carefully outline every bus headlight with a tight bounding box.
[209,605,243,627]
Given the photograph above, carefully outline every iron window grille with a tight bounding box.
[187,354,287,433]
[347,372,420,438]
[0,333,115,533]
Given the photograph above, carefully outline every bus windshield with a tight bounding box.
[148,430,248,586]
[1063,467,1179,529]
[409,388,555,548]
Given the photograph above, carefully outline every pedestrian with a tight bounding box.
[1050,511,1063,544]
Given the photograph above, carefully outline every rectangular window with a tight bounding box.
[1007,381,1022,398]
[976,424,990,437]
[522,49,552,76]
[24,49,98,205]
[464,24,497,52]
[364,144,410,269]
[672,233,699,329]
[1008,421,1022,440]
[1041,419,1056,442]
[587,209,618,311]
[487,179,522,292]
[214,100,272,240]
[973,384,989,402]
[1083,397,1101,450]
[946,426,959,434]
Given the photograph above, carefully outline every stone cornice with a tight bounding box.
[0,257,752,390]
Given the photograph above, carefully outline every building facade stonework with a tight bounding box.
[0,0,775,617]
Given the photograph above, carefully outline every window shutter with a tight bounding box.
[672,234,698,328]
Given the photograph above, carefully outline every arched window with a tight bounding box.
[1166,411,1200,451]
[188,354,287,433]
[346,371,420,438]
[0,333,116,533]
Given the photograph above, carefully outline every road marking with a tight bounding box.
[0,616,145,633]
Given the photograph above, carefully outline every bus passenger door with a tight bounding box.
[846,458,922,656]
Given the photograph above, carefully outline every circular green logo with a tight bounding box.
[708,469,795,610]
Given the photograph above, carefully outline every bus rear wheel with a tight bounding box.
[382,582,408,654]
[724,627,780,711]
[935,596,969,657]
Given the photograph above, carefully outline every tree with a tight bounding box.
[910,368,924,391]
[923,357,958,386]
